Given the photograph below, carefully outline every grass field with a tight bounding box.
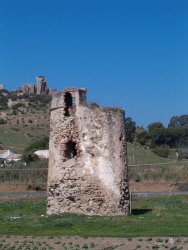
[127,143,171,165]
[0,195,188,237]
[0,125,49,153]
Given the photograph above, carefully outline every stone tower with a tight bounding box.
[21,84,36,94]
[47,88,129,216]
[36,76,48,95]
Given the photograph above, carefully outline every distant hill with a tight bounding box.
[0,91,51,153]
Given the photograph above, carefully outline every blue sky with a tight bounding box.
[0,0,188,127]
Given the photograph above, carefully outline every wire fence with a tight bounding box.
[0,166,48,190]
[0,160,188,193]
[129,161,188,183]
[129,160,188,167]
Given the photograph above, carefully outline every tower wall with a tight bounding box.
[36,76,48,95]
[47,89,129,216]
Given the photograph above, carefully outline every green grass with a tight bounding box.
[127,143,171,165]
[0,126,49,153]
[0,195,188,237]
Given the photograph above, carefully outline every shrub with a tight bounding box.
[90,102,99,107]
[153,146,170,158]
[12,110,17,115]
[24,136,49,153]
[134,175,141,182]
[22,152,39,164]
[0,118,6,124]
[12,103,25,110]
[0,95,8,110]
[22,137,49,163]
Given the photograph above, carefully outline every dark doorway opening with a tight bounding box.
[64,92,72,116]
[64,141,77,159]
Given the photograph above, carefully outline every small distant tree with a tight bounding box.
[147,122,164,132]
[136,131,150,146]
[0,118,6,124]
[22,152,39,164]
[0,94,8,110]
[154,146,170,158]
[22,136,49,163]
[169,115,188,128]
[24,136,49,153]
[12,109,17,115]
[12,103,25,110]
[125,117,136,143]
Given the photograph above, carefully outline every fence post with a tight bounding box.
[129,192,132,215]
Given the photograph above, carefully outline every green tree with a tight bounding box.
[136,131,150,146]
[125,117,136,143]
[147,122,164,132]
[0,90,9,110]
[22,152,39,164]
[24,136,49,153]
[169,115,188,128]
[22,136,49,163]
[153,146,170,158]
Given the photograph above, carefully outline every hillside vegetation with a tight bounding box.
[0,90,51,153]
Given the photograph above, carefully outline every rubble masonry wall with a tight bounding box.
[47,89,129,216]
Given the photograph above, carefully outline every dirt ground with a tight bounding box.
[0,182,176,193]
[0,183,28,192]
[0,236,187,250]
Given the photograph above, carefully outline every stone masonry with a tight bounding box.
[36,76,49,95]
[21,76,49,95]
[21,84,36,94]
[47,88,129,216]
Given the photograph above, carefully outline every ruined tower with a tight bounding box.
[21,84,36,94]
[36,76,48,95]
[47,88,129,216]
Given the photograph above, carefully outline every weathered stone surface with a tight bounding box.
[20,76,52,95]
[47,88,129,216]
[21,83,36,94]
[36,76,49,95]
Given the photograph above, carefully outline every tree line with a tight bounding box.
[16,115,188,162]
[125,115,188,158]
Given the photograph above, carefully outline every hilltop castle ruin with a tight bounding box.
[47,88,129,216]
[21,76,49,95]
